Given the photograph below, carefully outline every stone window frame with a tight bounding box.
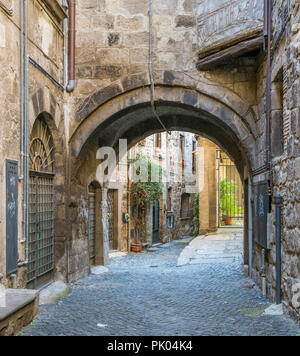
[167,187,173,212]
[180,193,192,220]
[271,66,285,158]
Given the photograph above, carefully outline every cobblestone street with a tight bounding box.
[22,233,299,336]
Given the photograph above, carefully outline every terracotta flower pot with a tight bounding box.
[131,242,142,253]
[223,217,233,225]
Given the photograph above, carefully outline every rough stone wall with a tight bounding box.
[250,0,300,323]
[270,0,300,320]
[73,0,198,103]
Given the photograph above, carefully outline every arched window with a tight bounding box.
[180,193,192,219]
[29,116,54,173]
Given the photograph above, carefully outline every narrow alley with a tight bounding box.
[21,230,299,336]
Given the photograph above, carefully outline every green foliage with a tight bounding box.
[219,178,242,216]
[54,288,71,302]
[128,154,163,206]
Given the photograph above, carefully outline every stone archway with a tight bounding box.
[67,76,258,281]
[71,82,257,174]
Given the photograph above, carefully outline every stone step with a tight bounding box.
[0,289,39,336]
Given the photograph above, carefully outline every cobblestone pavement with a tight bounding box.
[22,238,300,336]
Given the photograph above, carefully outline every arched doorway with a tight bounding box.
[27,116,55,289]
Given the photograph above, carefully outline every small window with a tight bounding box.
[271,67,284,158]
[167,188,172,211]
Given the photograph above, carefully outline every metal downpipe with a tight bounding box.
[24,0,29,263]
[266,0,273,194]
[62,0,68,88]
[275,195,283,304]
[66,0,76,92]
[20,0,24,182]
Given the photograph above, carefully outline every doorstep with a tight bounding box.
[0,289,39,336]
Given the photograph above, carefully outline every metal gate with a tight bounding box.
[27,173,54,289]
[107,190,114,251]
[88,185,96,266]
[217,150,244,227]
[152,201,160,244]
[28,117,55,289]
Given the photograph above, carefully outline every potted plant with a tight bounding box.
[219,178,242,225]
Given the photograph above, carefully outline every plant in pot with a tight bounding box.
[219,178,242,225]
[128,154,163,252]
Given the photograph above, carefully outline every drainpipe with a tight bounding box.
[274,195,283,304]
[25,0,29,262]
[62,0,68,88]
[20,0,29,264]
[265,0,273,195]
[261,249,266,297]
[20,0,24,181]
[66,0,76,92]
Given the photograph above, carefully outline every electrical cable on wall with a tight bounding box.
[148,0,171,135]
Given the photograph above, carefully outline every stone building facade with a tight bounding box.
[0,0,299,327]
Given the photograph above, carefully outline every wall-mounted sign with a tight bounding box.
[166,213,175,229]
[6,159,18,275]
[253,181,269,249]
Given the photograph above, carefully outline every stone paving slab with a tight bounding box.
[21,238,300,336]
[177,229,244,266]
